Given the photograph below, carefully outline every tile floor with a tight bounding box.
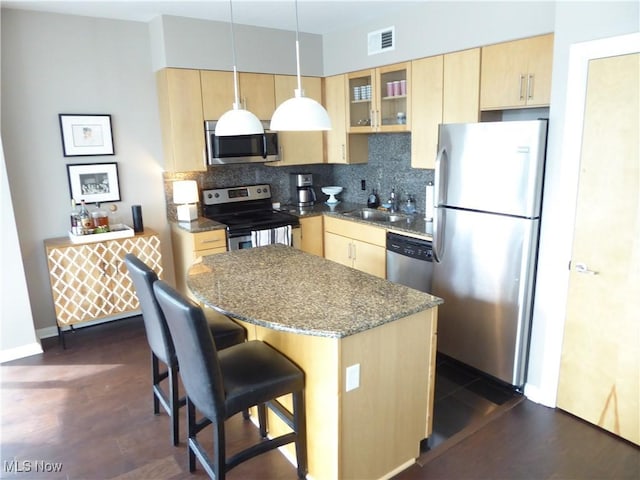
[428,353,522,450]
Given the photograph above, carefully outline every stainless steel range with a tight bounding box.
[202,184,300,250]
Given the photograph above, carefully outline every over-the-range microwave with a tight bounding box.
[205,120,279,165]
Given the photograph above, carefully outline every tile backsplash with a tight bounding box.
[163,133,434,220]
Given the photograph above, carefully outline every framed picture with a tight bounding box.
[66,162,121,203]
[59,114,114,156]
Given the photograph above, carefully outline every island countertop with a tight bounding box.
[187,243,443,339]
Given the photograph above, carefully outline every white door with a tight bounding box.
[557,52,639,445]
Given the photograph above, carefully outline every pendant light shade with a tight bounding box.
[270,0,331,132]
[215,0,264,137]
[215,102,265,136]
[270,89,332,131]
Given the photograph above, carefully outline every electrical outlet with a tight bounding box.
[361,179,366,190]
[346,364,360,392]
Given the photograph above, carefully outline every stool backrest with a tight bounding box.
[153,280,226,422]
[124,254,175,366]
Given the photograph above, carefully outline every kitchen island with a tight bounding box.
[187,244,442,479]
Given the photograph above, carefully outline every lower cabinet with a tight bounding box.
[171,225,227,299]
[299,215,324,257]
[44,230,163,334]
[323,216,386,278]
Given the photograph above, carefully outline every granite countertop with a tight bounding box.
[282,201,434,238]
[173,217,227,233]
[174,202,433,238]
[187,244,443,339]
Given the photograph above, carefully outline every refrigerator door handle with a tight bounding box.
[434,147,447,206]
[433,147,448,263]
[432,206,445,263]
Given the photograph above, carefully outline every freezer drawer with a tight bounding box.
[432,207,539,387]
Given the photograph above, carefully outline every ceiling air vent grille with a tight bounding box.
[368,26,395,56]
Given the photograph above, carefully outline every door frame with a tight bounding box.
[534,32,639,407]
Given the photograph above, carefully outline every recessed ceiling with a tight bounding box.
[2,0,427,35]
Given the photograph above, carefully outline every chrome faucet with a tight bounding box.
[389,188,398,213]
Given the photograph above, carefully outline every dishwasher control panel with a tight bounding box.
[386,232,433,262]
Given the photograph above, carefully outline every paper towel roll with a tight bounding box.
[425,182,434,221]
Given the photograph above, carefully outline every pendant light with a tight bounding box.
[215,0,264,136]
[270,0,331,131]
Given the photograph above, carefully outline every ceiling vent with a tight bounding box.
[368,26,395,56]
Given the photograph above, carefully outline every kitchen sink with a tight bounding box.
[343,208,410,223]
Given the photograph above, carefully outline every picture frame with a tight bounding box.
[66,162,121,203]
[59,114,114,156]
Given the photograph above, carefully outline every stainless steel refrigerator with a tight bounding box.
[432,119,548,388]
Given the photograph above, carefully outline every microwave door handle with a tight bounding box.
[262,134,267,159]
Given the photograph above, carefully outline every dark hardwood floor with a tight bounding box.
[2,316,638,479]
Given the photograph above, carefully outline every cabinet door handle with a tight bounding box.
[519,74,526,101]
[201,238,222,244]
[527,74,534,100]
[352,242,356,261]
[370,109,375,129]
[341,144,346,160]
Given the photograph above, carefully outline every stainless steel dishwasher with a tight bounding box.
[386,232,434,293]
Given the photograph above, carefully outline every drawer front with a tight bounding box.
[193,229,226,251]
[324,216,386,247]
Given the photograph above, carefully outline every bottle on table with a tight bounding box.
[91,202,109,232]
[78,199,93,234]
[69,199,81,235]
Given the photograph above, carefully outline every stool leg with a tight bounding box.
[151,353,160,415]
[187,399,197,473]
[169,364,180,446]
[293,390,308,478]
[258,403,268,438]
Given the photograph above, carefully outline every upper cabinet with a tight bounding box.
[411,55,443,169]
[269,75,324,166]
[480,33,554,110]
[238,73,276,119]
[411,48,480,169]
[156,68,207,172]
[201,71,275,120]
[325,74,368,165]
[347,62,411,133]
[443,48,481,124]
[200,70,234,120]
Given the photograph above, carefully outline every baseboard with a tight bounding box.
[0,341,43,364]
[36,312,142,340]
[37,326,59,339]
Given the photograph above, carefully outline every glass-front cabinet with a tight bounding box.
[347,62,411,133]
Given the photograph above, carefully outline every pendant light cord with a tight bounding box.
[294,0,303,97]
[229,0,241,108]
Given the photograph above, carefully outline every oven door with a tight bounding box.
[227,227,301,251]
[228,233,254,251]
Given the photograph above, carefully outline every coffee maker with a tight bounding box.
[290,173,316,207]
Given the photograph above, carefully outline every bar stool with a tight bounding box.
[124,254,246,446]
[153,279,307,479]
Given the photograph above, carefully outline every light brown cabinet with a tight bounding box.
[347,62,411,133]
[480,33,554,110]
[269,75,324,166]
[443,48,481,123]
[200,70,234,120]
[411,48,480,169]
[201,70,275,121]
[171,225,227,299]
[323,216,386,278]
[324,74,368,164]
[44,230,163,340]
[156,68,207,172]
[298,215,324,257]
